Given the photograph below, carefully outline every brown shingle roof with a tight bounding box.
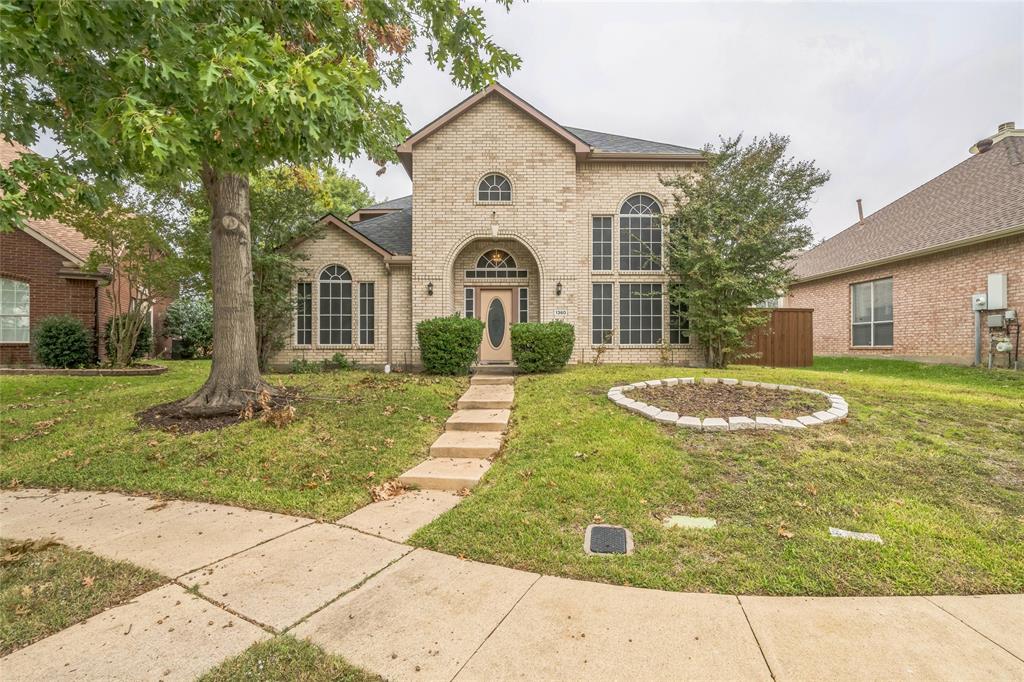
[792,135,1024,280]
[1,139,96,264]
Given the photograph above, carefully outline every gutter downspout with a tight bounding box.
[93,281,101,360]
[386,262,393,370]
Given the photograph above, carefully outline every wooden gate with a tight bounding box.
[734,308,813,367]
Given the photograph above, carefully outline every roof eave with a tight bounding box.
[19,224,88,266]
[586,151,705,163]
[792,223,1024,283]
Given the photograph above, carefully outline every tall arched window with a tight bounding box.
[478,174,511,202]
[319,265,352,345]
[466,249,528,279]
[619,194,662,271]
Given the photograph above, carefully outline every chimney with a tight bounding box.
[856,198,864,222]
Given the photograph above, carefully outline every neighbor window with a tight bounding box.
[319,265,352,345]
[592,283,613,345]
[669,287,690,345]
[464,287,475,319]
[477,173,511,202]
[0,278,30,344]
[359,282,375,345]
[295,282,312,345]
[620,283,663,344]
[619,194,662,271]
[851,277,893,346]
[518,287,528,323]
[465,249,528,278]
[592,216,612,271]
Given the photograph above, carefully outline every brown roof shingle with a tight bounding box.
[1,139,96,264]
[792,135,1024,280]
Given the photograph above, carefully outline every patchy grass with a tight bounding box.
[413,358,1024,596]
[0,361,465,519]
[0,538,165,654]
[199,636,381,682]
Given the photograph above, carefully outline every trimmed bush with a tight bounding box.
[104,314,152,361]
[416,315,485,375]
[510,321,575,373]
[32,315,95,368]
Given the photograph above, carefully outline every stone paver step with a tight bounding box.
[430,430,504,458]
[458,384,514,410]
[472,365,515,376]
[470,374,515,385]
[398,457,491,491]
[446,408,510,432]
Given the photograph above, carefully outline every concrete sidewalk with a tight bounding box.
[2,488,1022,681]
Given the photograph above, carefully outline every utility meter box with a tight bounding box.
[987,313,1005,328]
[987,273,1008,309]
[972,293,988,311]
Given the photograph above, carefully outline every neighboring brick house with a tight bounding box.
[274,84,706,369]
[785,122,1023,366]
[1,141,171,365]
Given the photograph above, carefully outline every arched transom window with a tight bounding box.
[477,174,511,202]
[619,194,662,271]
[466,249,528,279]
[319,265,352,345]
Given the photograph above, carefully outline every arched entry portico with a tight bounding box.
[448,236,542,363]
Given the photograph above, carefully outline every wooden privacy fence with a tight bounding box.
[734,308,814,367]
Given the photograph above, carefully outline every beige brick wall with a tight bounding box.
[270,226,396,368]
[785,232,1024,365]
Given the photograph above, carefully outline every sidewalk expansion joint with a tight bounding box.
[923,596,1024,664]
[736,595,777,681]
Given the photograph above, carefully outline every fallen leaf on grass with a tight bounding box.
[777,525,794,539]
[370,480,406,502]
[81,576,95,588]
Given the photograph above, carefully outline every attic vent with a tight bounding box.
[997,121,1016,133]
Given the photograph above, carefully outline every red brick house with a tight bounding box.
[1,141,171,365]
[786,122,1023,366]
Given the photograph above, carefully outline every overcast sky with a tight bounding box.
[344,1,1023,241]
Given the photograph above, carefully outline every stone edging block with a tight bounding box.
[609,378,848,433]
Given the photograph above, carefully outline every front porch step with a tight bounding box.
[397,458,492,491]
[458,385,514,410]
[470,375,515,386]
[430,430,504,458]
[472,364,515,376]
[446,409,510,432]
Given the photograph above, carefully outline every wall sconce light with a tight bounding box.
[556,282,563,296]
[426,282,434,296]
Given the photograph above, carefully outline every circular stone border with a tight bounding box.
[606,377,848,432]
[0,364,168,377]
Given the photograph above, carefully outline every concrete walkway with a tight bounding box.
[2,487,1022,681]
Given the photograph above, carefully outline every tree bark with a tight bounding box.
[180,166,270,416]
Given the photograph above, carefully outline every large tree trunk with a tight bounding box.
[180,166,270,416]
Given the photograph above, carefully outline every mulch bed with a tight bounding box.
[136,389,301,435]
[632,383,830,419]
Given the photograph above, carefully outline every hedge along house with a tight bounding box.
[0,140,171,365]
[785,122,1023,366]
[274,84,707,370]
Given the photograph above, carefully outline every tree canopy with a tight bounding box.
[663,134,830,368]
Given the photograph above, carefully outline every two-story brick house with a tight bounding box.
[273,84,706,369]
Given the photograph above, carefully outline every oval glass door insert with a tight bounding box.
[487,297,506,348]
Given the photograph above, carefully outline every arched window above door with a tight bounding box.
[466,249,528,279]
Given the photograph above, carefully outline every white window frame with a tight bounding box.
[591,282,613,345]
[295,281,312,346]
[618,194,663,272]
[359,282,375,346]
[319,265,352,346]
[464,287,475,319]
[619,282,663,345]
[591,215,613,271]
[850,277,893,347]
[0,278,30,344]
[518,287,529,323]
[477,173,512,203]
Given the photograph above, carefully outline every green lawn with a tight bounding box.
[0,539,165,654]
[412,358,1024,596]
[200,636,381,682]
[0,361,465,519]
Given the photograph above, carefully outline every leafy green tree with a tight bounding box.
[663,135,829,368]
[2,0,518,414]
[164,294,214,359]
[177,165,373,371]
[62,192,182,368]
